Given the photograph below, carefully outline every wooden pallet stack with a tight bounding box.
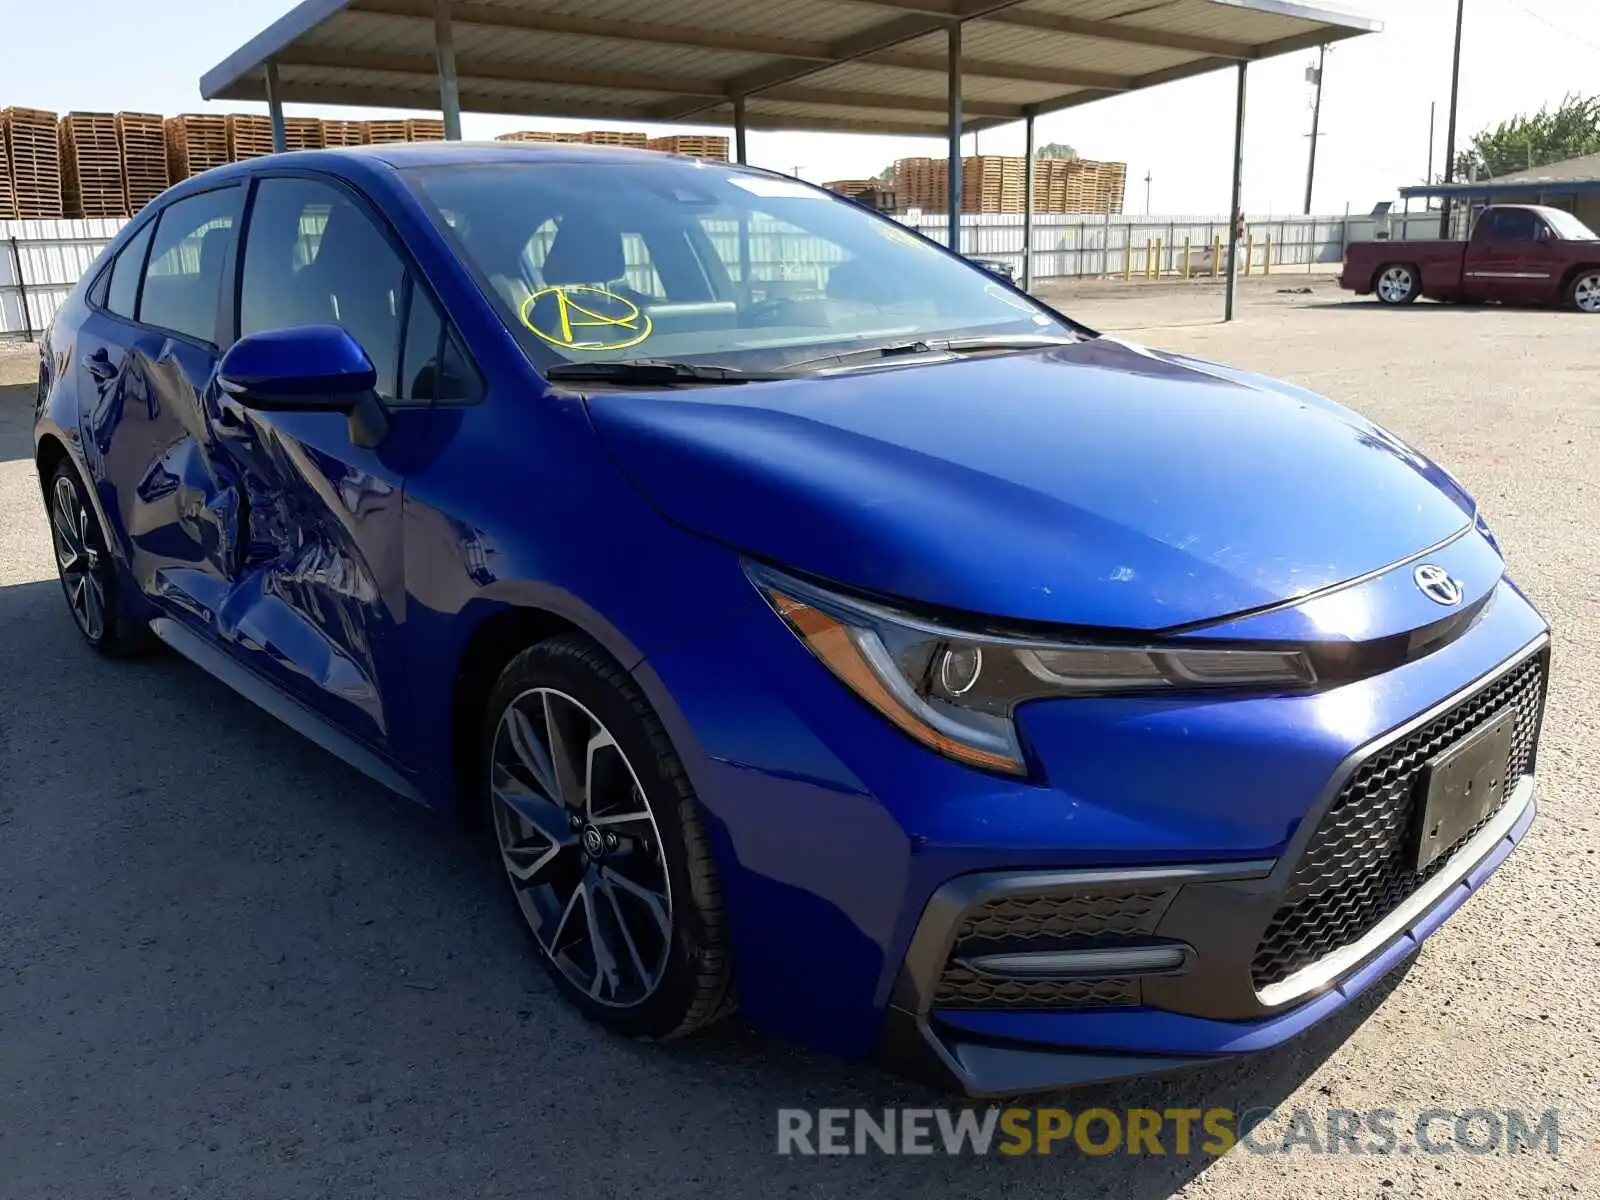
[962,155,1024,213]
[321,119,365,147]
[1094,160,1127,213]
[165,115,229,180]
[363,120,410,145]
[495,130,583,143]
[283,117,325,151]
[894,155,1128,214]
[116,112,168,212]
[646,135,729,161]
[891,157,936,210]
[0,123,15,219]
[3,107,63,218]
[404,118,445,141]
[581,129,647,148]
[225,114,274,161]
[823,179,896,211]
[59,112,127,218]
[1032,157,1127,214]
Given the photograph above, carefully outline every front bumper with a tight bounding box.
[880,775,1537,1096]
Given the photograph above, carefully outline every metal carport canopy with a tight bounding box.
[200,0,1379,317]
[203,0,1377,141]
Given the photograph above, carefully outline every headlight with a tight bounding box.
[748,563,1316,777]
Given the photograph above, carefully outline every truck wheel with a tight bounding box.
[1569,270,1600,313]
[1374,264,1420,305]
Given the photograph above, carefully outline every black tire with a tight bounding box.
[482,633,735,1039]
[1373,263,1421,305]
[1567,268,1600,313]
[45,461,152,656]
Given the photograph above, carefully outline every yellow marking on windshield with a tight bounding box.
[518,285,654,351]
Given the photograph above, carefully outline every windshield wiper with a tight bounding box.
[544,359,794,386]
[783,333,1079,373]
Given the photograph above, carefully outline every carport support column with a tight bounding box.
[1022,113,1035,291]
[264,60,286,153]
[435,0,463,141]
[734,95,748,165]
[1224,61,1247,323]
[947,20,962,250]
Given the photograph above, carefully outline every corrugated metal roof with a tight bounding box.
[1492,153,1600,185]
[201,0,1380,137]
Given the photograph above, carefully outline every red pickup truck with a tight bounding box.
[1341,204,1600,311]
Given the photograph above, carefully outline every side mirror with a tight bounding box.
[217,325,389,447]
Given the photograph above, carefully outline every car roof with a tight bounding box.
[176,141,723,186]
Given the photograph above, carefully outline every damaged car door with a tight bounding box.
[209,173,457,750]
[83,185,245,629]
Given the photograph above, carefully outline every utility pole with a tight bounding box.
[1427,100,1436,184]
[1143,170,1152,214]
[1303,44,1326,215]
[1440,0,1465,238]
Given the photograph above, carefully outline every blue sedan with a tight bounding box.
[33,143,1548,1095]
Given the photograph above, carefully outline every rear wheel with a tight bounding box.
[483,634,734,1039]
[1569,270,1600,313]
[46,462,148,655]
[1374,263,1420,305]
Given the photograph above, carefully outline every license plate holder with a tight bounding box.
[1412,709,1516,872]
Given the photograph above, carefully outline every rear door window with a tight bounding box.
[104,222,154,319]
[138,187,242,343]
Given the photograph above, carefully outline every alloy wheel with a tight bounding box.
[1574,272,1600,313]
[1377,266,1414,303]
[50,474,106,642]
[490,687,674,1008]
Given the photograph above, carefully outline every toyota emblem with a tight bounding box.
[1413,563,1464,606]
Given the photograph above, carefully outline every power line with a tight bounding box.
[1493,0,1600,54]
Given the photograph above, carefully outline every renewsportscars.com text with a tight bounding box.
[776,1106,1561,1157]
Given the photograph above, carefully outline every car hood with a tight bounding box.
[584,338,1476,631]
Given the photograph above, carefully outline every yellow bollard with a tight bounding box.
[1264,233,1272,276]
[1150,238,1161,279]
[1183,237,1191,280]
[1211,236,1221,278]
[1245,234,1254,276]
[1123,244,1133,281]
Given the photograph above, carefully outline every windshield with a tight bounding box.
[404,159,1075,373]
[1541,207,1598,240]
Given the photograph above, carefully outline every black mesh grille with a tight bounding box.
[933,887,1175,1010]
[951,888,1174,946]
[935,967,1138,1009]
[1253,651,1546,991]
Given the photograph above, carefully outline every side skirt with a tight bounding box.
[149,616,427,807]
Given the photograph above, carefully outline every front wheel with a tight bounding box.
[46,462,149,655]
[1374,263,1420,305]
[1569,270,1600,312]
[483,634,735,1039]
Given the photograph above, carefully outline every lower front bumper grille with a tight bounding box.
[931,886,1178,1009]
[1252,649,1547,991]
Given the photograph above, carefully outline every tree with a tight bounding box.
[874,164,896,180]
[1034,142,1078,160]
[1454,93,1600,180]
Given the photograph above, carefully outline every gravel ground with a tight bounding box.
[2,284,1597,1198]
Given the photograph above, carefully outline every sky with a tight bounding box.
[6,0,1599,216]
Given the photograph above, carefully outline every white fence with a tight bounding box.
[1,219,126,341]
[0,209,1431,341]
